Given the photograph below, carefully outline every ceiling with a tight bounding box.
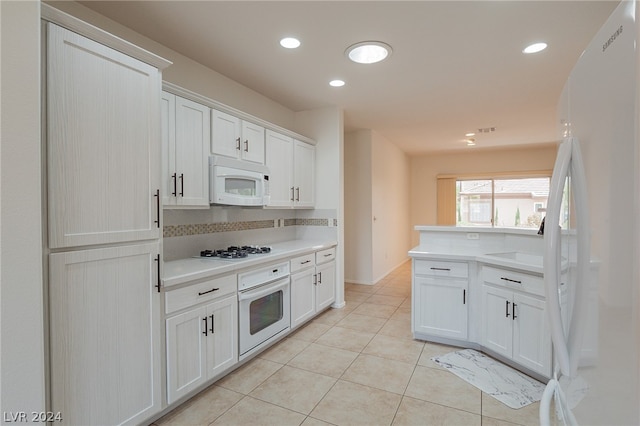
[78,1,618,154]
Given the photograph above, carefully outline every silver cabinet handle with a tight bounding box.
[244,140,249,152]
[236,137,241,150]
[296,187,300,201]
[290,187,295,201]
[501,277,522,284]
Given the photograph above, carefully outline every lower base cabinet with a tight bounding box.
[166,294,237,404]
[481,273,551,377]
[290,248,336,329]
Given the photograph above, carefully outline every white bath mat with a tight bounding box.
[432,349,546,409]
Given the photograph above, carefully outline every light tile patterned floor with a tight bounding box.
[152,261,542,426]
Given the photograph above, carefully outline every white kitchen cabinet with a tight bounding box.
[165,276,238,404]
[47,23,162,248]
[265,130,315,208]
[211,109,265,164]
[481,266,551,377]
[290,248,336,329]
[162,92,210,207]
[49,242,162,425]
[412,259,469,340]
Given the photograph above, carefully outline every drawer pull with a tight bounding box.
[324,253,333,257]
[430,267,451,271]
[198,287,220,296]
[301,260,311,265]
[501,277,522,284]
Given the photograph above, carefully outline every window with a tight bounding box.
[438,172,551,229]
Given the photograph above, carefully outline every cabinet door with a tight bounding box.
[291,268,316,328]
[241,121,265,164]
[161,92,177,205]
[481,284,513,359]
[414,276,468,340]
[205,295,238,379]
[47,23,161,248]
[175,97,210,207]
[49,243,162,425]
[512,293,551,376]
[265,130,293,207]
[166,307,207,404]
[293,140,315,208]
[211,109,241,158]
[316,261,336,311]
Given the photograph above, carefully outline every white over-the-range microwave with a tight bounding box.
[209,155,270,206]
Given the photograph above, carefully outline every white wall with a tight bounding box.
[410,144,558,245]
[1,0,46,418]
[344,129,411,284]
[371,131,411,281]
[344,130,373,283]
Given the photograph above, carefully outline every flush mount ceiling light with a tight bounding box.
[329,79,345,87]
[345,41,392,64]
[523,42,547,54]
[280,37,301,49]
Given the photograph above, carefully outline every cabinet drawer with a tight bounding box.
[165,274,236,315]
[482,266,544,297]
[414,260,468,278]
[316,247,336,265]
[290,253,315,273]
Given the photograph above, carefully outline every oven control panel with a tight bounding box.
[238,262,290,291]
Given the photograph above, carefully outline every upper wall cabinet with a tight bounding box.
[265,130,315,208]
[211,109,265,164]
[162,92,210,208]
[47,23,162,248]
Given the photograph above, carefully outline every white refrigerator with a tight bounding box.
[542,1,639,425]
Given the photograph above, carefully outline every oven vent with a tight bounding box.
[478,127,496,133]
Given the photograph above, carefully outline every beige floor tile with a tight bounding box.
[375,285,411,298]
[155,385,243,426]
[315,325,375,352]
[288,342,359,378]
[481,417,522,426]
[392,396,481,426]
[289,321,332,342]
[310,380,402,426]
[351,302,398,319]
[312,307,351,326]
[211,396,305,426]
[249,366,336,415]
[362,334,424,365]
[389,308,411,322]
[481,392,541,426]
[405,366,481,414]
[301,417,335,426]
[399,298,412,310]
[345,283,379,294]
[341,354,415,394]
[258,338,311,364]
[335,312,387,333]
[365,294,406,307]
[417,342,458,370]
[377,318,414,341]
[216,358,282,394]
[344,290,371,303]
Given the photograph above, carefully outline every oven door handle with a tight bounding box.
[238,279,289,301]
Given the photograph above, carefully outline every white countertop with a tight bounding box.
[414,225,540,236]
[163,240,337,288]
[409,245,545,274]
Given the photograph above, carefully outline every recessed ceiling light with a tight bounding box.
[280,37,301,49]
[523,42,547,54]
[465,132,476,137]
[346,41,392,64]
[329,79,345,87]
[466,138,476,146]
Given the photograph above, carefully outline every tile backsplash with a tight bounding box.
[162,207,337,261]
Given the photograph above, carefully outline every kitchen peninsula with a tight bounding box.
[409,226,553,380]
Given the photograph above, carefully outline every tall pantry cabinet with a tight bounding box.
[44,14,170,426]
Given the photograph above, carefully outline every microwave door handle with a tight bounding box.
[238,279,288,301]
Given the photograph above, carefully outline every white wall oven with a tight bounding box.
[238,262,290,360]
